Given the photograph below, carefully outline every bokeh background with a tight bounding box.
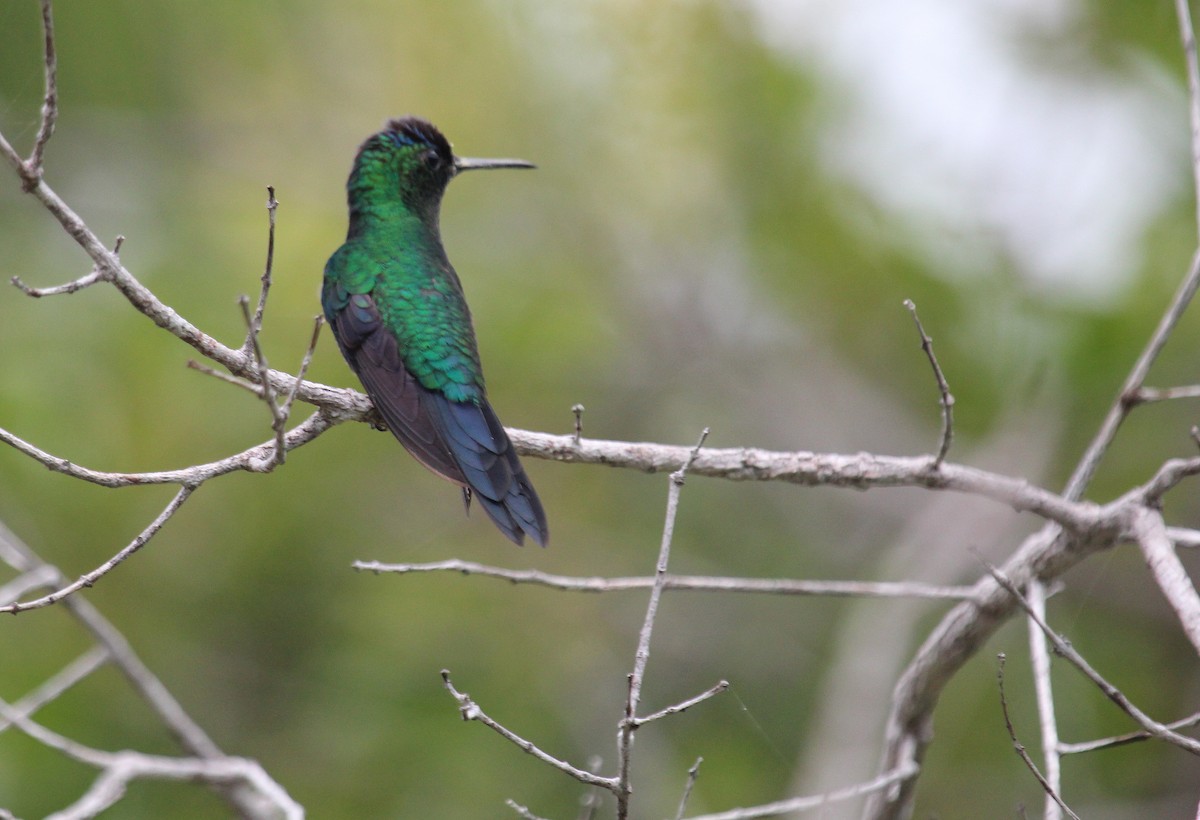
[2,0,1200,816]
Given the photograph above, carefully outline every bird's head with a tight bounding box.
[348,117,533,222]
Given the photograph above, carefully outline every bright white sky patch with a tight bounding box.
[747,0,1186,305]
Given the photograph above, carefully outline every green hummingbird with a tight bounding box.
[322,117,548,546]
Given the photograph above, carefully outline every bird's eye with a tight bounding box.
[421,150,442,171]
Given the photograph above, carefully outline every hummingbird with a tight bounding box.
[322,117,548,546]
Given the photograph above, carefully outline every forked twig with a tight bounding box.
[617,428,709,818]
[10,234,120,297]
[0,699,300,820]
[1063,247,1200,502]
[988,564,1200,755]
[1,486,195,614]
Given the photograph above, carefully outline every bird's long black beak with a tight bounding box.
[454,156,536,173]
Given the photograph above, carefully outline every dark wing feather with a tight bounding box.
[328,290,548,546]
[329,291,466,484]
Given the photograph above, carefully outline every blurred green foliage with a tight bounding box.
[2,0,1200,816]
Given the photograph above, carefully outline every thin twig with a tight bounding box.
[1025,581,1063,820]
[440,670,616,791]
[506,800,553,820]
[635,681,729,726]
[25,0,58,186]
[277,315,324,424]
[903,300,954,467]
[1130,385,1200,403]
[1179,0,1200,236]
[246,185,278,344]
[186,360,266,397]
[683,761,919,820]
[352,559,977,600]
[617,428,709,819]
[1169,526,1200,548]
[238,295,286,462]
[674,757,703,820]
[1058,710,1200,754]
[12,269,100,297]
[995,653,1079,820]
[1125,454,1200,506]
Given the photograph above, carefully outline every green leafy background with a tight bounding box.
[2,1,1199,816]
